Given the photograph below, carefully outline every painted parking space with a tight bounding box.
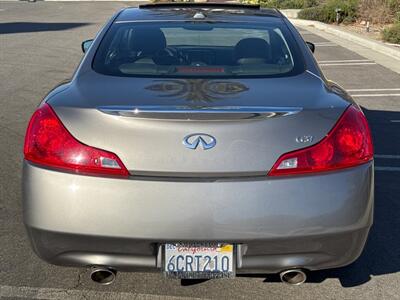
[295,27,400,300]
[299,28,400,187]
[299,29,400,173]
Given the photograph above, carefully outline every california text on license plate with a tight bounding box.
[163,243,235,279]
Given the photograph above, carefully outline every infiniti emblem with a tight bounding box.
[183,133,216,150]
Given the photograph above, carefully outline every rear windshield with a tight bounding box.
[93,21,305,78]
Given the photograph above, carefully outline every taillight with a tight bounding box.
[24,103,129,178]
[268,105,373,176]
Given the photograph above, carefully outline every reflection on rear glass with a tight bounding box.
[93,22,304,78]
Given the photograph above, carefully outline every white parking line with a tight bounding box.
[318,59,372,63]
[320,62,377,66]
[375,154,400,159]
[0,285,203,300]
[375,167,400,171]
[346,88,400,97]
[347,88,400,92]
[313,42,339,47]
[314,42,337,45]
[375,155,400,171]
[390,120,400,123]
[314,44,339,47]
[351,93,400,97]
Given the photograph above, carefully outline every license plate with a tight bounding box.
[163,243,235,279]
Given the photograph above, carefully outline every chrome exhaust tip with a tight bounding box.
[90,267,117,285]
[279,269,307,285]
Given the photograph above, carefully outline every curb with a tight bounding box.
[290,18,400,61]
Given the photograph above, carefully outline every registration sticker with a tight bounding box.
[163,243,235,279]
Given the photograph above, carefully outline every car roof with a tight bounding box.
[115,3,283,23]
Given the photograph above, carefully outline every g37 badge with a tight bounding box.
[296,135,314,143]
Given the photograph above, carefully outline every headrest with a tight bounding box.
[234,38,271,61]
[130,27,167,55]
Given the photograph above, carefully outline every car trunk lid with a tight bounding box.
[49,71,349,177]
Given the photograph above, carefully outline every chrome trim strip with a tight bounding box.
[129,170,268,180]
[97,105,303,120]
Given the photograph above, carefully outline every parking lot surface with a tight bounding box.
[0,2,399,299]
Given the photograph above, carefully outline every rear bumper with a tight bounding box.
[22,161,374,273]
[26,227,370,274]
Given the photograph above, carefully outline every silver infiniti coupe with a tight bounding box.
[22,3,374,285]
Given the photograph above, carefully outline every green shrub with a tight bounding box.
[342,15,357,24]
[395,11,400,23]
[388,0,400,12]
[298,6,328,21]
[298,0,359,23]
[279,0,309,8]
[241,0,318,9]
[303,0,319,7]
[382,22,400,44]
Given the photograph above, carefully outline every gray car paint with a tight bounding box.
[23,161,373,273]
[49,71,348,174]
[22,5,374,275]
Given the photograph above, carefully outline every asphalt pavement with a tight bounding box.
[0,2,399,299]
